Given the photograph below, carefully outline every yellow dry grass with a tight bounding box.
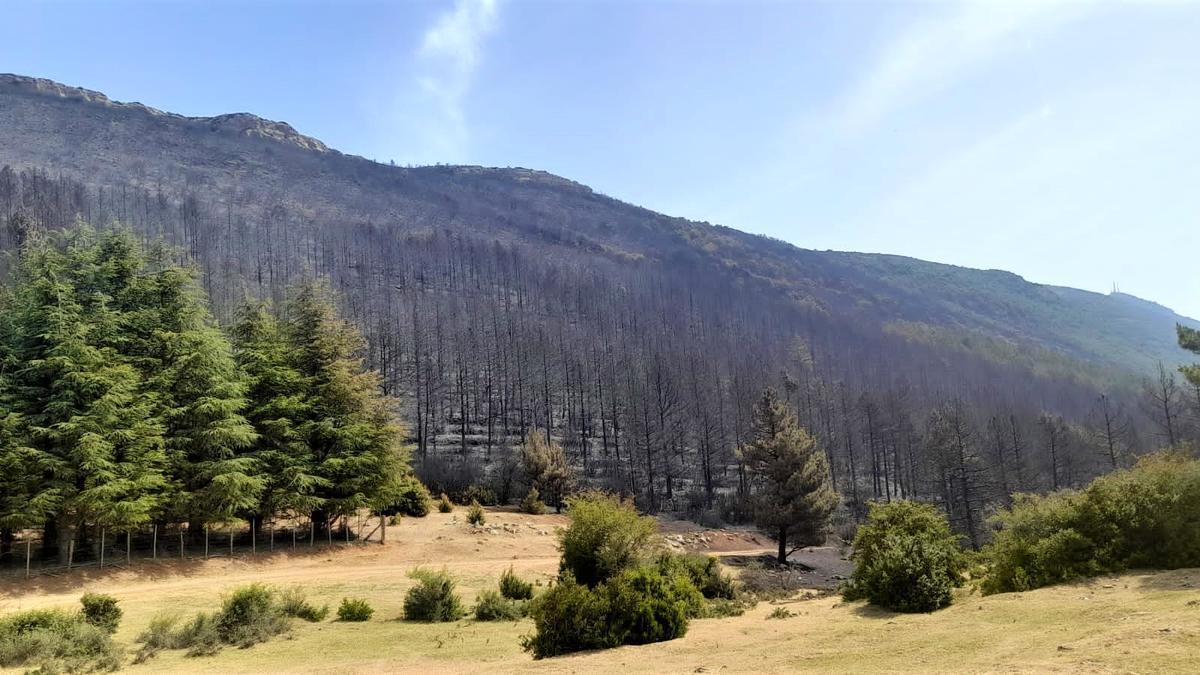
[2,509,1198,674]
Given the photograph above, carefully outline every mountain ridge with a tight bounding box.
[0,73,1189,312]
[0,73,330,152]
[0,73,1194,381]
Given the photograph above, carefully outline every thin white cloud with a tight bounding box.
[836,0,1091,134]
[414,0,499,160]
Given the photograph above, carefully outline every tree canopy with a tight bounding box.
[0,228,412,562]
[738,388,838,564]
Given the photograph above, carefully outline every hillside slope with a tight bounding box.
[0,73,1193,374]
[1,73,1197,516]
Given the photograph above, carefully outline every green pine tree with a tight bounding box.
[738,387,838,564]
[231,301,326,523]
[286,282,407,532]
[99,234,261,533]
[0,230,167,562]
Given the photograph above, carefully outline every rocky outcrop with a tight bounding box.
[0,73,328,153]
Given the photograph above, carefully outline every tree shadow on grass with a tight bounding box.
[847,600,901,620]
[1129,568,1199,593]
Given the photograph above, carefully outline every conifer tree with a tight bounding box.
[1,231,166,562]
[286,282,406,531]
[0,285,31,542]
[739,387,838,564]
[99,235,260,533]
[231,301,325,523]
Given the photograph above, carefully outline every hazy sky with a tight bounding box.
[3,0,1198,316]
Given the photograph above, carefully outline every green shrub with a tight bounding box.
[136,584,298,661]
[337,598,374,622]
[404,568,465,622]
[473,589,527,621]
[981,492,1097,594]
[467,499,486,526]
[0,608,80,637]
[1084,451,1200,568]
[390,476,432,517]
[139,613,219,659]
[656,553,737,600]
[603,566,699,642]
[499,567,534,600]
[843,500,965,612]
[522,575,616,659]
[0,607,122,673]
[79,593,122,634]
[279,588,329,622]
[521,487,547,515]
[983,452,1200,594]
[438,493,454,513]
[522,565,700,658]
[215,584,290,648]
[559,490,658,587]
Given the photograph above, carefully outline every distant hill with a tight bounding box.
[1,74,1190,377]
[1,73,1195,513]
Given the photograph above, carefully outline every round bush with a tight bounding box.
[522,575,616,659]
[389,476,432,517]
[216,584,289,647]
[843,501,965,612]
[473,589,526,621]
[603,566,699,643]
[79,593,122,634]
[559,491,657,587]
[337,598,374,622]
[521,566,701,659]
[437,493,454,514]
[404,569,464,622]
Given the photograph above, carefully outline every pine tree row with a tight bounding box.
[0,228,410,563]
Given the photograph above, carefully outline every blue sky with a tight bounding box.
[3,0,1198,317]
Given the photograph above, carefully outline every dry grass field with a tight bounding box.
[2,508,1198,674]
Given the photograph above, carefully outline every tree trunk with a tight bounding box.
[777,526,788,565]
[41,519,58,560]
[56,518,76,566]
